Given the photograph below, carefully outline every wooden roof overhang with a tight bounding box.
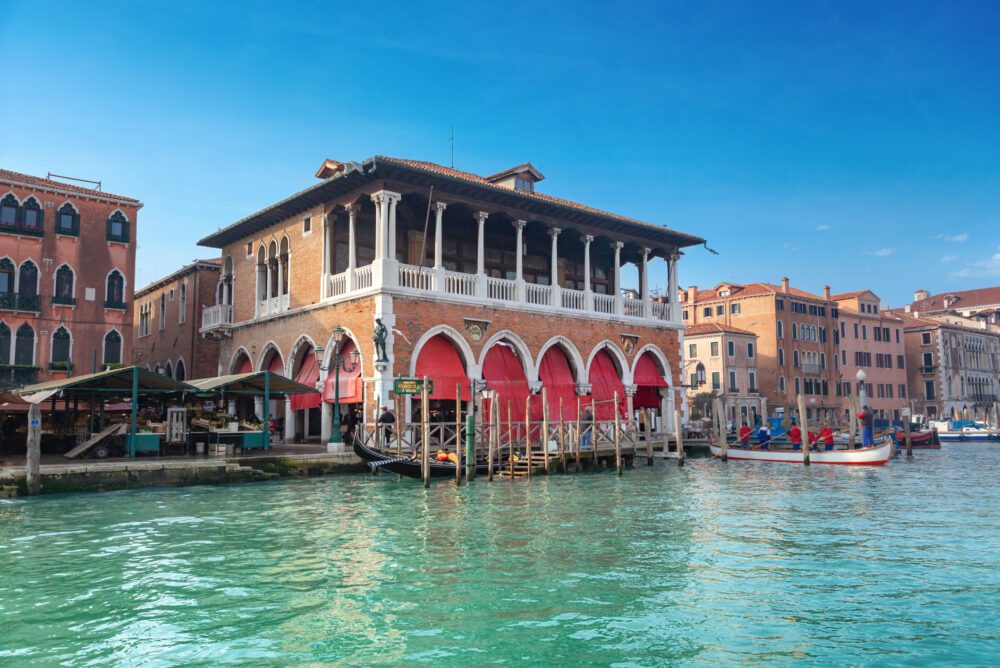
[198,157,706,255]
[187,372,318,399]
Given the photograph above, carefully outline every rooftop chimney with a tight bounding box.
[781,277,790,293]
[687,286,697,304]
[914,289,928,302]
[823,285,831,301]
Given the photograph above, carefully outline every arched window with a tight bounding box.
[51,327,71,368]
[107,211,129,242]
[279,236,290,296]
[268,241,279,297]
[158,293,166,329]
[179,282,187,324]
[793,350,799,368]
[0,322,9,365]
[57,203,80,236]
[175,359,185,381]
[103,330,122,365]
[164,361,173,379]
[0,194,18,228]
[21,197,43,234]
[695,362,706,386]
[778,348,785,366]
[17,261,39,311]
[0,259,14,306]
[54,265,75,304]
[14,323,34,365]
[105,270,125,309]
[778,376,786,394]
[794,377,801,395]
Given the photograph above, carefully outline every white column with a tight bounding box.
[612,241,624,315]
[284,397,295,443]
[323,215,332,277]
[370,193,384,261]
[319,365,332,443]
[549,227,561,307]
[583,234,593,311]
[276,257,284,302]
[640,247,651,318]
[345,203,358,291]
[668,251,680,322]
[514,219,526,302]
[475,211,488,298]
[434,202,447,269]
[387,194,399,261]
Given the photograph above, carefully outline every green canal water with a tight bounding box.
[2,446,999,666]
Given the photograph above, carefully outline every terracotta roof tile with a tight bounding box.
[685,322,756,336]
[0,168,140,204]
[909,286,1000,312]
[830,290,870,300]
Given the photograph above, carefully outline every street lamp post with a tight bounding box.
[321,326,359,451]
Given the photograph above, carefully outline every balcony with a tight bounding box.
[971,393,998,403]
[51,294,77,306]
[200,303,234,336]
[0,292,40,312]
[919,365,937,374]
[0,365,39,385]
[104,299,127,311]
[801,363,822,375]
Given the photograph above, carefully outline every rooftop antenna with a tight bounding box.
[449,126,454,168]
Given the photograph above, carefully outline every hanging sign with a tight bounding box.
[394,378,433,395]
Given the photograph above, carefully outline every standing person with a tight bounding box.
[581,405,594,449]
[738,421,753,446]
[377,406,395,447]
[757,422,771,448]
[819,421,835,451]
[859,406,875,447]
[788,418,802,450]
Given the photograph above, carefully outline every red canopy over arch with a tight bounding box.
[235,354,252,374]
[539,345,578,420]
[291,345,321,410]
[633,352,668,409]
[482,342,531,422]
[323,339,363,404]
[415,334,470,401]
[588,348,625,420]
[265,351,284,375]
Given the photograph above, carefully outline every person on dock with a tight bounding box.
[756,422,770,448]
[377,406,395,447]
[819,422,835,451]
[581,405,594,449]
[788,419,802,450]
[738,421,753,446]
[859,406,875,447]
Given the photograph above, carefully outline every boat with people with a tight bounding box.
[927,420,1000,442]
[709,435,895,465]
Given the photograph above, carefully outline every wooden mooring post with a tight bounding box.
[524,396,532,479]
[904,413,912,458]
[714,398,727,462]
[26,403,41,496]
[575,397,582,472]
[613,391,623,476]
[421,378,431,487]
[558,398,567,473]
[541,388,550,474]
[455,383,463,485]
[644,409,654,466]
[674,409,685,466]
[798,394,810,467]
[487,393,495,481]
[507,402,514,480]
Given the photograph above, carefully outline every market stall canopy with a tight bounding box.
[17,366,196,401]
[187,371,318,399]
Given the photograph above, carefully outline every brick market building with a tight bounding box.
[197,156,702,444]
[133,259,221,380]
[682,322,762,426]
[832,290,908,420]
[0,169,140,385]
[678,278,840,423]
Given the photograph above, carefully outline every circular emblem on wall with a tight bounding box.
[467,323,484,341]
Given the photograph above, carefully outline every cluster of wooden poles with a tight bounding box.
[383,377,688,488]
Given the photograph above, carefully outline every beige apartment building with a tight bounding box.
[832,290,908,420]
[679,278,840,422]
[683,322,762,426]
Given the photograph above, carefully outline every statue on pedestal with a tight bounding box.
[373,318,388,363]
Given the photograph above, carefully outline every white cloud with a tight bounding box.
[937,233,969,242]
[940,255,958,263]
[951,246,1000,278]
[816,224,830,231]
[867,248,895,257]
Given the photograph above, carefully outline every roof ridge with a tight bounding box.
[0,167,140,204]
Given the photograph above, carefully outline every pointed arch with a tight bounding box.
[105,268,126,307]
[102,328,123,365]
[409,325,477,379]
[20,196,43,233]
[586,341,629,419]
[56,202,80,235]
[321,327,364,406]
[631,344,672,385]
[174,358,186,381]
[585,340,632,385]
[17,259,39,297]
[14,322,36,366]
[535,336,585,384]
[229,346,253,374]
[410,325,475,401]
[53,263,76,302]
[107,209,130,242]
[50,326,72,366]
[163,360,173,379]
[0,192,20,228]
[0,321,10,365]
[256,340,284,374]
[477,330,535,382]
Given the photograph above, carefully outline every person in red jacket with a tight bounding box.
[807,430,818,450]
[819,422,835,450]
[788,419,802,449]
[738,421,753,446]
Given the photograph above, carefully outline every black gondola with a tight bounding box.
[353,437,492,478]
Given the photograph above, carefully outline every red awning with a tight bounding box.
[415,335,470,401]
[633,353,667,409]
[267,354,284,375]
[291,349,321,410]
[483,343,532,422]
[235,356,253,374]
[538,346,578,420]
[323,340,363,404]
[588,349,625,420]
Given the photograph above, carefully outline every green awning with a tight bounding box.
[18,366,196,398]
[187,371,318,398]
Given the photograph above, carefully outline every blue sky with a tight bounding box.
[1,0,998,305]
